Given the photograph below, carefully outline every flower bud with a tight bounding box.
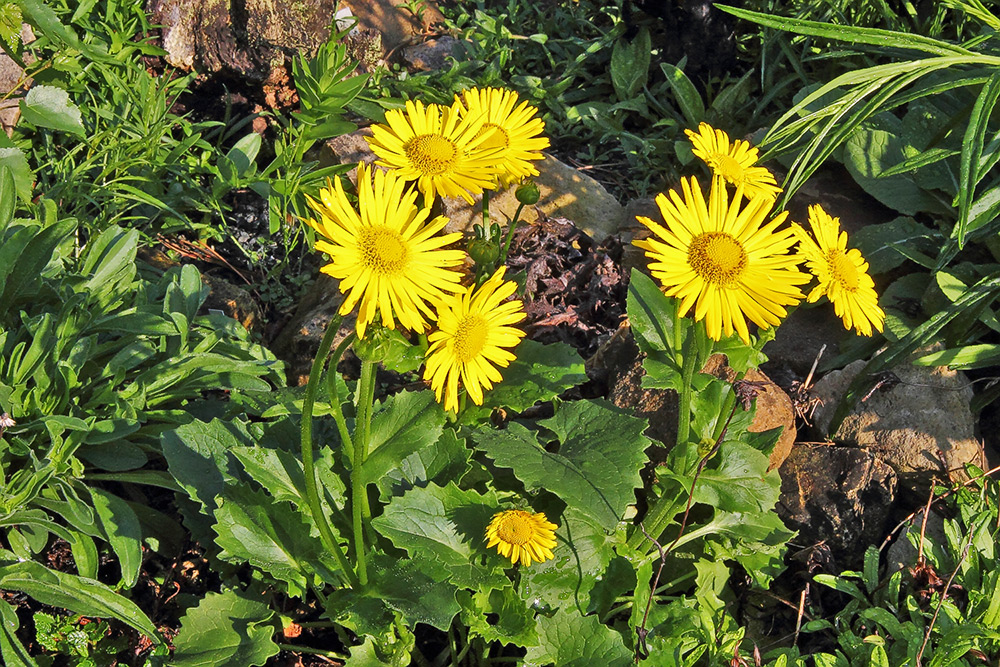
[515,181,540,206]
[468,237,500,266]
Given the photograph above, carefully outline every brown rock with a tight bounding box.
[810,359,984,494]
[201,273,263,333]
[743,367,796,471]
[777,444,897,566]
[341,0,444,56]
[401,35,463,71]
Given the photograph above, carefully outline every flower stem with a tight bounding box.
[352,359,377,586]
[675,329,697,448]
[499,201,526,265]
[301,315,359,590]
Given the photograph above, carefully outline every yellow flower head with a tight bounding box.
[633,176,809,343]
[305,163,466,339]
[485,509,557,566]
[453,87,550,188]
[366,99,504,204]
[793,204,885,336]
[686,122,781,201]
[423,266,526,413]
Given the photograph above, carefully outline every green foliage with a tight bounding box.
[33,612,125,667]
[762,474,1000,665]
[171,590,280,667]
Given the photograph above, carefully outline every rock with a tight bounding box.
[201,273,264,333]
[810,359,984,493]
[590,324,678,450]
[777,444,897,566]
[401,35,462,71]
[760,304,848,392]
[341,0,444,57]
[784,163,898,236]
[1,24,34,136]
[744,367,796,471]
[148,0,337,80]
[269,275,356,386]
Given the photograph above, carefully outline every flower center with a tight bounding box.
[476,123,509,150]
[709,152,746,183]
[404,134,458,175]
[827,249,860,291]
[496,511,533,545]
[358,226,408,274]
[453,314,489,362]
[688,232,748,287]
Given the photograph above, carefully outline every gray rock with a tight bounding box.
[401,35,463,71]
[777,444,897,566]
[885,508,947,574]
[810,359,984,493]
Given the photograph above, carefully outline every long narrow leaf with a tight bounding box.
[716,4,976,57]
[957,71,1000,247]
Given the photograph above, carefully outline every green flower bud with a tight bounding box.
[515,180,540,206]
[468,237,500,265]
[354,321,405,364]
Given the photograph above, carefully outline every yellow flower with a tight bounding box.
[633,176,809,344]
[305,163,466,339]
[453,87,550,188]
[686,122,781,200]
[366,99,504,204]
[423,267,526,413]
[485,509,557,566]
[793,204,885,336]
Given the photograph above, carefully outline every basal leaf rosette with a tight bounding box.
[633,175,809,344]
[305,163,465,339]
[793,204,885,336]
[686,122,781,201]
[453,87,550,188]
[424,266,527,412]
[366,99,504,204]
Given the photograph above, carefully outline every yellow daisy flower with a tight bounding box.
[366,99,504,204]
[686,122,781,200]
[633,176,809,344]
[423,266,526,413]
[485,509,557,567]
[305,163,466,339]
[453,87,550,188]
[793,204,885,337]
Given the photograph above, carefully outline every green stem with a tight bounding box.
[499,201,526,266]
[301,315,359,589]
[625,488,685,552]
[351,359,377,586]
[276,644,348,659]
[481,188,491,231]
[326,333,357,455]
[675,329,698,448]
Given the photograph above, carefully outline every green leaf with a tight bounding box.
[0,598,38,667]
[226,133,262,178]
[914,343,1000,369]
[716,4,974,57]
[610,28,651,100]
[0,148,30,203]
[0,560,160,641]
[0,218,75,312]
[957,71,1000,247]
[361,390,444,482]
[0,165,15,232]
[627,269,682,386]
[843,120,941,215]
[459,585,537,647]
[161,419,246,512]
[661,62,705,127]
[371,482,503,589]
[477,400,648,531]
[683,441,780,513]
[377,427,471,500]
[342,552,461,632]
[523,608,632,666]
[0,3,21,51]
[170,590,279,667]
[90,489,142,588]
[522,506,618,613]
[213,485,328,597]
[851,216,941,275]
[19,85,85,137]
[471,339,586,417]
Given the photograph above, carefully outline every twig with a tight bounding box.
[633,523,666,663]
[792,585,808,649]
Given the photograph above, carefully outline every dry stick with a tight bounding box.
[878,464,1000,553]
[792,585,808,649]
[914,529,975,667]
[633,395,745,664]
